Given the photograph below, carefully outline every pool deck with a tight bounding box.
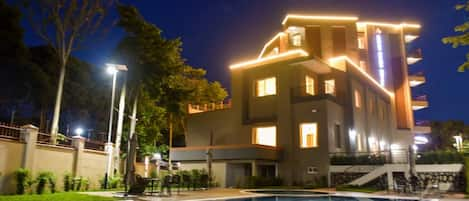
[82,188,469,201]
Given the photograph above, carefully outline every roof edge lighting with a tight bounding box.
[356,21,421,29]
[282,14,359,25]
[328,56,395,97]
[230,49,309,70]
[258,32,286,59]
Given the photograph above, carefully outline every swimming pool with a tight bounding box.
[209,195,418,201]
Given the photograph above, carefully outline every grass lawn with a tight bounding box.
[0,192,116,201]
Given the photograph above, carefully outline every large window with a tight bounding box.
[292,34,302,46]
[324,79,335,95]
[354,89,361,108]
[356,133,363,151]
[256,77,276,97]
[305,76,315,95]
[253,126,276,147]
[334,124,341,148]
[300,123,318,148]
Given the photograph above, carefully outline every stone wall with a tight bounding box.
[0,125,110,194]
[415,172,464,191]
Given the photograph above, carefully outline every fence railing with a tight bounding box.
[413,95,428,101]
[0,123,21,141]
[84,139,106,151]
[330,149,410,165]
[188,99,232,114]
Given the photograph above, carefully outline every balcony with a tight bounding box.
[412,95,429,110]
[414,120,431,134]
[290,83,342,104]
[188,99,231,114]
[407,48,423,65]
[408,72,426,87]
[170,144,281,161]
[404,34,419,43]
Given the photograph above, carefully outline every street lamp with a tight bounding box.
[104,63,128,189]
[74,127,84,137]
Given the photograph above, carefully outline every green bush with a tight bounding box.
[35,172,55,194]
[330,154,386,165]
[63,173,73,192]
[99,175,122,189]
[416,150,463,164]
[14,168,31,195]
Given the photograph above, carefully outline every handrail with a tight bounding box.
[0,123,21,141]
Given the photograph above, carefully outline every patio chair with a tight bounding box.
[172,174,181,194]
[128,175,150,195]
[160,175,172,196]
[182,174,191,190]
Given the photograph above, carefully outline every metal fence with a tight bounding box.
[84,139,106,151]
[329,149,410,165]
[0,123,21,141]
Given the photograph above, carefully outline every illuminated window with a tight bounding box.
[305,75,315,95]
[256,77,276,97]
[359,61,367,70]
[357,33,365,49]
[375,29,385,86]
[324,79,335,95]
[354,89,361,108]
[300,123,318,148]
[357,133,363,151]
[292,34,302,46]
[253,126,276,147]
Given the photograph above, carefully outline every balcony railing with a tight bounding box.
[412,95,428,110]
[408,71,425,87]
[414,120,431,134]
[188,99,232,114]
[291,83,341,103]
[0,123,21,141]
[407,48,423,65]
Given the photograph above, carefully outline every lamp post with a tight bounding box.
[74,127,84,137]
[104,63,128,189]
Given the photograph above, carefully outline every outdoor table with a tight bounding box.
[144,178,160,195]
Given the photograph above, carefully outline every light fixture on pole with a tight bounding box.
[104,63,128,189]
[74,127,84,137]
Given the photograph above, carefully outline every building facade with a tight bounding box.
[171,14,428,187]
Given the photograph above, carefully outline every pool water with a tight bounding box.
[216,196,417,201]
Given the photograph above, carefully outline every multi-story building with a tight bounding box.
[171,14,428,187]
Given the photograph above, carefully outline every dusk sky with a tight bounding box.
[21,0,469,123]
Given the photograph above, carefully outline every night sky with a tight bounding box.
[21,0,469,123]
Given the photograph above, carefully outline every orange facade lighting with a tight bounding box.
[258,32,286,59]
[230,49,309,70]
[282,14,358,25]
[356,21,421,29]
[328,56,394,97]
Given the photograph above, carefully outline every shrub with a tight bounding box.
[331,154,386,165]
[150,170,158,178]
[14,168,31,195]
[63,173,73,192]
[36,172,55,194]
[99,174,122,189]
[465,157,469,193]
[416,150,463,164]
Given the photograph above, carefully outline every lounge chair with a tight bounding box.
[128,175,150,195]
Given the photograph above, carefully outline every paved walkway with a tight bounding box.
[83,188,469,201]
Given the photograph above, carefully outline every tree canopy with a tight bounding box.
[113,5,227,157]
[442,0,469,72]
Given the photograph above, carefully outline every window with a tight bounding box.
[359,61,367,70]
[292,34,302,46]
[354,89,361,108]
[253,126,276,147]
[356,133,363,151]
[300,123,318,148]
[334,124,341,148]
[357,32,365,49]
[324,79,335,95]
[305,76,315,95]
[256,77,276,97]
[332,27,346,56]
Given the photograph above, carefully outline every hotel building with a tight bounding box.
[171,14,428,187]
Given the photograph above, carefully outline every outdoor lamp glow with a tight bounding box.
[106,66,118,75]
[74,127,84,136]
[153,153,162,160]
